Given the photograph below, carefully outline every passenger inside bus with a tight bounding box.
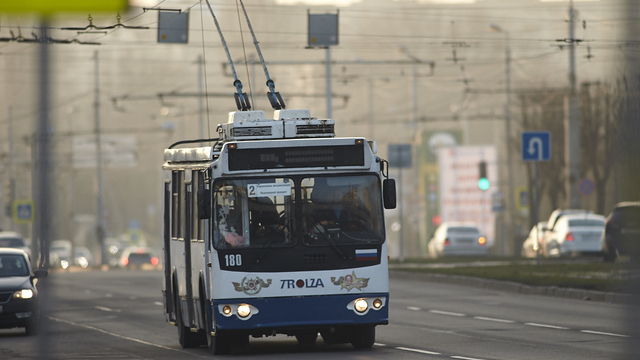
[215,206,248,248]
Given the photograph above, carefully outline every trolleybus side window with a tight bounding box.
[212,178,294,249]
[171,170,184,240]
[302,175,384,246]
[192,170,203,241]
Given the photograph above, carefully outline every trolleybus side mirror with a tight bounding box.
[197,189,211,219]
[383,179,397,209]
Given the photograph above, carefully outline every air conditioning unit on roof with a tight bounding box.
[276,109,335,138]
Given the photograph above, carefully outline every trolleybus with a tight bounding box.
[161,108,396,354]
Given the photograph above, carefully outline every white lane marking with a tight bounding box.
[474,316,515,323]
[154,301,164,306]
[374,342,386,346]
[48,317,211,358]
[451,356,486,360]
[407,306,422,311]
[95,306,120,313]
[429,310,466,317]
[580,330,630,338]
[525,323,569,330]
[396,346,441,355]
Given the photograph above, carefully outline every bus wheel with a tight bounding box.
[208,330,232,355]
[351,326,375,349]
[176,296,200,348]
[295,330,318,345]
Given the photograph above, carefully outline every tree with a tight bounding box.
[578,81,622,214]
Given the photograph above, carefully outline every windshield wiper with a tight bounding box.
[255,222,288,262]
[308,216,350,260]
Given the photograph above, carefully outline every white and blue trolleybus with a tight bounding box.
[161,1,396,354]
[161,108,397,354]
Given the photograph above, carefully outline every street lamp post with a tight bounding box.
[490,24,515,256]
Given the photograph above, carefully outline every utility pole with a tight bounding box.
[198,55,205,145]
[94,51,106,266]
[566,0,581,209]
[326,46,332,119]
[489,24,514,256]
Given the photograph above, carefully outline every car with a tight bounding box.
[545,213,605,257]
[49,240,94,269]
[0,232,30,258]
[521,221,546,258]
[118,246,159,269]
[601,202,640,262]
[428,222,488,258]
[0,248,47,335]
[74,247,94,269]
[50,240,72,269]
[541,209,593,256]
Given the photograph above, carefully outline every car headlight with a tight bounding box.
[13,289,34,299]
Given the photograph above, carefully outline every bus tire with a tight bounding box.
[176,294,200,348]
[208,330,230,355]
[350,326,375,349]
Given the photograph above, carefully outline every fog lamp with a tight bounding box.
[373,299,383,309]
[222,305,232,315]
[15,312,32,318]
[237,304,251,318]
[354,298,368,313]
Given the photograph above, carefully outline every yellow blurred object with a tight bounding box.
[0,1,128,13]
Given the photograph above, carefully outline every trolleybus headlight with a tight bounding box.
[237,304,251,318]
[372,298,383,309]
[222,305,232,316]
[354,298,368,313]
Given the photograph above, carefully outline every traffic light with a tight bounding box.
[478,161,490,191]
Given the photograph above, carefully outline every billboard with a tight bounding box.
[437,146,497,245]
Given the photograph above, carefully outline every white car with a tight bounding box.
[545,213,605,257]
[0,231,30,258]
[521,222,546,258]
[428,222,488,258]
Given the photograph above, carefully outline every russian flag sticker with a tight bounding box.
[355,249,378,261]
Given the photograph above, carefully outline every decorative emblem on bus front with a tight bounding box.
[331,271,369,291]
[233,276,272,295]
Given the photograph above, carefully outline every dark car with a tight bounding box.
[0,248,47,335]
[602,202,640,262]
[119,246,159,269]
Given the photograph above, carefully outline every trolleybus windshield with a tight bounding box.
[211,174,384,250]
[302,175,384,246]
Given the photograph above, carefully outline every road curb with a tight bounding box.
[389,269,637,304]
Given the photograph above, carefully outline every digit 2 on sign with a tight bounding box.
[225,254,242,267]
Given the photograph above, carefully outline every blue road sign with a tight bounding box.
[522,131,551,162]
[13,200,34,224]
[578,178,595,197]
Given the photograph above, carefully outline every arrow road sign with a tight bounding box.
[522,131,551,162]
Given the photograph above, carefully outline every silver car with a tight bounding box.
[545,213,605,257]
[428,222,488,258]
